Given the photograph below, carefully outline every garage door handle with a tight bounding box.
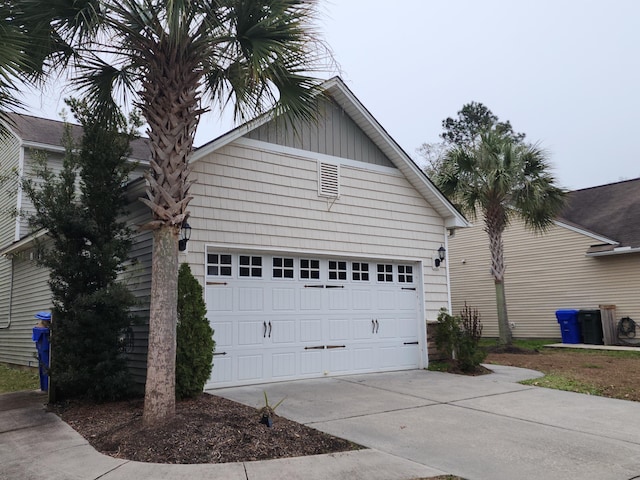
[402,287,416,291]
[263,321,267,338]
[304,284,324,288]
[404,341,419,345]
[213,351,228,356]
[375,319,379,334]
[372,319,375,333]
[268,321,272,338]
[305,345,325,350]
[325,285,344,289]
[326,345,346,349]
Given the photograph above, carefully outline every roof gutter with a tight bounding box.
[0,229,48,257]
[587,246,640,257]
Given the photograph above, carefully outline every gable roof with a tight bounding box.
[6,112,150,161]
[191,77,468,229]
[557,177,640,253]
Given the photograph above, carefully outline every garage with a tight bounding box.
[204,249,424,388]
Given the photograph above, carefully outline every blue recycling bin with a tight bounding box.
[32,327,50,391]
[556,309,580,344]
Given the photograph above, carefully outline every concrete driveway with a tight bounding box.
[213,366,640,480]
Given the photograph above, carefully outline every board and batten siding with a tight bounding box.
[186,138,449,321]
[246,97,394,169]
[448,217,640,338]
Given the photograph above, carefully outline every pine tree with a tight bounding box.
[23,99,138,401]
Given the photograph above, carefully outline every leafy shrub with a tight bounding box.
[457,303,486,372]
[176,263,215,399]
[434,304,486,373]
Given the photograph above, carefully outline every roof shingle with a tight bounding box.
[558,178,640,248]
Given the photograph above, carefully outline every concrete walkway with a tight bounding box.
[2,366,640,480]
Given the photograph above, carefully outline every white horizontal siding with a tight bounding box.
[188,141,449,321]
[0,253,51,366]
[449,217,640,338]
[119,187,153,385]
[0,134,20,246]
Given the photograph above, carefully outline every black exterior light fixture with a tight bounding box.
[178,221,192,252]
[434,245,446,268]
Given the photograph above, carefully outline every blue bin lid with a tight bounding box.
[556,309,579,321]
[34,311,51,321]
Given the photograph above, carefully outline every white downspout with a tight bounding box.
[0,255,14,329]
[444,226,452,313]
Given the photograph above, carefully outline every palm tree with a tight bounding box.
[12,0,329,424]
[439,131,565,347]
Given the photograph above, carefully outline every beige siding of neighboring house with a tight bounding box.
[0,251,51,366]
[185,138,449,321]
[449,217,640,338]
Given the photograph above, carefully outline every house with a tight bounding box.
[0,114,151,370]
[0,77,468,388]
[448,177,640,343]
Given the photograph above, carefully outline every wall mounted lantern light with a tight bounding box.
[433,245,446,269]
[178,222,192,252]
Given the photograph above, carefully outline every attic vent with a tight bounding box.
[318,162,340,198]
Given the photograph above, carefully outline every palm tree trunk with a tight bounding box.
[494,279,512,346]
[485,208,513,347]
[143,225,179,425]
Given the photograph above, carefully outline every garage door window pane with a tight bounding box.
[352,262,369,281]
[398,265,413,283]
[273,257,294,278]
[377,264,393,282]
[328,260,347,280]
[239,255,262,277]
[207,253,232,276]
[300,259,320,279]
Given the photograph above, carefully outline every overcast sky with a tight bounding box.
[22,1,640,191]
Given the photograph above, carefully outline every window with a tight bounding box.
[239,255,262,277]
[398,264,413,283]
[328,260,347,280]
[207,253,232,276]
[300,259,320,279]
[352,262,369,281]
[377,264,393,282]
[273,257,294,279]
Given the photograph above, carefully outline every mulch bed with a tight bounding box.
[54,394,361,464]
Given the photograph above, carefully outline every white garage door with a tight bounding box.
[204,250,423,388]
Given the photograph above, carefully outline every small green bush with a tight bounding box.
[176,263,215,399]
[434,304,486,373]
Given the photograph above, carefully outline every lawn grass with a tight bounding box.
[558,347,640,359]
[479,337,557,352]
[520,373,602,396]
[0,363,39,393]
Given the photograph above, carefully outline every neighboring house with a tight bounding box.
[448,178,640,341]
[1,77,468,389]
[0,114,151,369]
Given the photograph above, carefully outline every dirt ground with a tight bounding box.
[55,347,639,466]
[55,394,359,464]
[485,348,640,401]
